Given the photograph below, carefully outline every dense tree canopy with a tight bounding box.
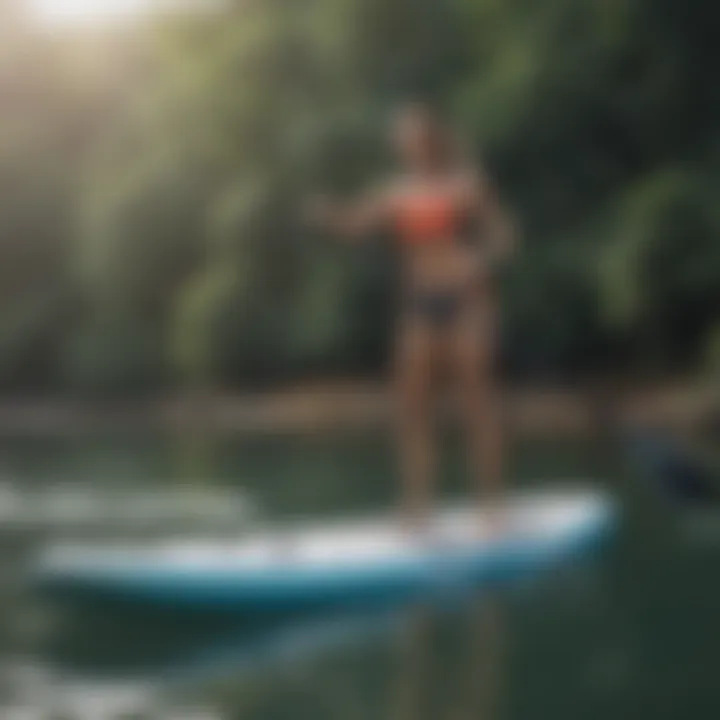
[0,0,718,395]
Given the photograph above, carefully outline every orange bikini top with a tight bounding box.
[392,190,467,246]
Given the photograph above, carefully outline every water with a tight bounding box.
[0,430,717,719]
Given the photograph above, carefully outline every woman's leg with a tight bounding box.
[451,298,504,512]
[395,319,437,529]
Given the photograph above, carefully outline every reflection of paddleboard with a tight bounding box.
[43,610,401,692]
[33,489,616,611]
[3,614,398,720]
[155,610,402,689]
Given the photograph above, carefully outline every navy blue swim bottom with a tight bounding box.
[407,289,465,326]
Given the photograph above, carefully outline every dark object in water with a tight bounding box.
[702,408,720,440]
[624,429,719,506]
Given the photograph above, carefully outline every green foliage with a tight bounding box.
[600,167,720,368]
[705,326,720,377]
[0,0,718,393]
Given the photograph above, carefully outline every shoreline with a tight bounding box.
[0,381,714,436]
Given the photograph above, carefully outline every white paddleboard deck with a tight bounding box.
[33,488,617,609]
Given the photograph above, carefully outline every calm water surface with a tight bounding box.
[0,430,717,719]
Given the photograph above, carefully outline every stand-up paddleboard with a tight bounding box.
[32,488,616,611]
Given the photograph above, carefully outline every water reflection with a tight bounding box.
[391,601,505,720]
[0,591,510,720]
[0,478,256,536]
[1,607,398,717]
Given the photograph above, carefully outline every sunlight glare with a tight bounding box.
[27,0,157,27]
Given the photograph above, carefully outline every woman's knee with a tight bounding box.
[395,352,434,417]
[397,369,431,420]
[455,343,493,390]
[454,352,498,417]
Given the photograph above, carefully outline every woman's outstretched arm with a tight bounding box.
[307,187,393,239]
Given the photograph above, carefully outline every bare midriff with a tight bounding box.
[402,243,480,292]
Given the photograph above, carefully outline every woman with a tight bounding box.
[310,102,516,530]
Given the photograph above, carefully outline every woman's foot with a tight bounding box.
[399,508,433,540]
[477,497,507,540]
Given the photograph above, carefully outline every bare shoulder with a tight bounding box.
[377,175,413,213]
[384,174,414,199]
